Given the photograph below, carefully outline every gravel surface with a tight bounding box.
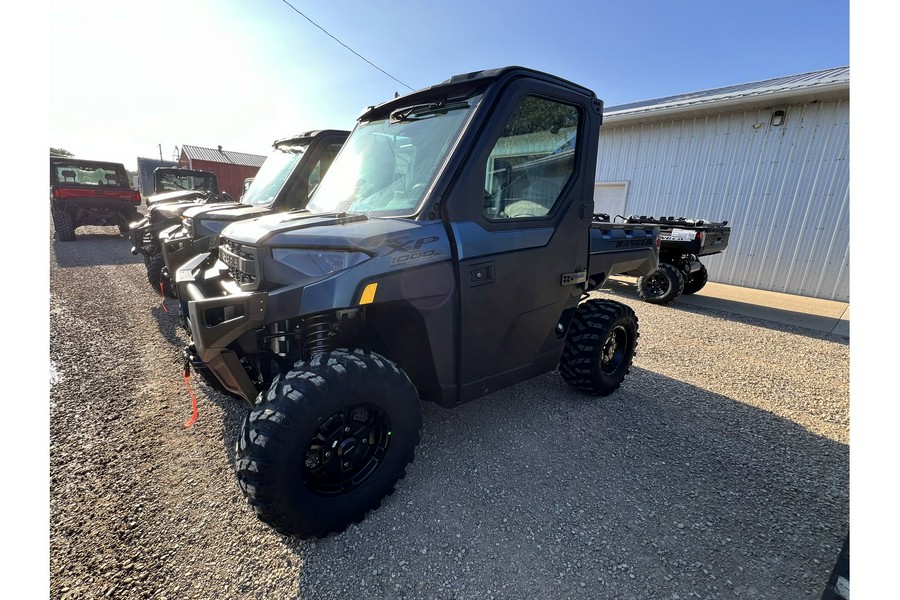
[49,225,849,600]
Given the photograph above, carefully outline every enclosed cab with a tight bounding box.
[176,67,658,539]
[50,157,141,241]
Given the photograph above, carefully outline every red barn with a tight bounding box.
[178,144,266,199]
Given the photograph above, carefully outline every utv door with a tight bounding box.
[443,80,601,402]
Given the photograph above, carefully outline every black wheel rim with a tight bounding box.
[644,272,670,297]
[600,325,629,375]
[301,403,391,496]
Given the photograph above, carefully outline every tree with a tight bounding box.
[50,147,74,158]
[501,97,579,137]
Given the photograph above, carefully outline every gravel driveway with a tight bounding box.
[49,226,849,600]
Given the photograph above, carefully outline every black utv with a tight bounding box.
[129,168,234,295]
[155,130,347,299]
[176,67,659,539]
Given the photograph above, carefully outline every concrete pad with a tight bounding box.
[607,277,850,338]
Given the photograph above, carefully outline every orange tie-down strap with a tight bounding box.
[160,281,169,313]
[182,361,199,428]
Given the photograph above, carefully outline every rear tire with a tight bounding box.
[52,207,76,242]
[147,253,176,298]
[235,349,422,538]
[559,299,639,396]
[636,262,684,304]
[682,263,709,295]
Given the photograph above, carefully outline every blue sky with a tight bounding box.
[47,0,849,171]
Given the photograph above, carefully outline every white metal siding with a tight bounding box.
[596,98,850,301]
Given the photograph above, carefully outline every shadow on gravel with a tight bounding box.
[52,232,145,268]
[602,278,848,345]
[149,301,187,348]
[204,364,848,599]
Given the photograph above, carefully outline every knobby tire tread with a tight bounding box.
[636,262,685,305]
[559,299,638,396]
[235,349,422,538]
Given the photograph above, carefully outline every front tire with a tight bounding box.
[559,299,639,396]
[682,263,709,295]
[52,207,76,242]
[235,349,422,538]
[147,253,175,298]
[636,262,684,304]
[119,210,139,236]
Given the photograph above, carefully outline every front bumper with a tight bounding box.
[161,232,213,289]
[129,217,153,256]
[177,252,268,403]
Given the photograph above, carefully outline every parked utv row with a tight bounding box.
[54,67,673,540]
[152,130,347,299]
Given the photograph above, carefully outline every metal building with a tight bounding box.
[595,67,849,302]
[179,145,267,199]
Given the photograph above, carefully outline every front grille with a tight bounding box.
[220,238,258,287]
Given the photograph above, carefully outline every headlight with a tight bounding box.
[272,249,369,277]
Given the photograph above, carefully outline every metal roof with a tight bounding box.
[180,144,267,168]
[605,66,849,122]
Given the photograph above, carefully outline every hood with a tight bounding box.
[189,204,272,221]
[149,200,206,219]
[147,189,207,206]
[222,210,427,250]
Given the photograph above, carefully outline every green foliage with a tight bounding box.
[501,97,579,137]
[50,147,74,158]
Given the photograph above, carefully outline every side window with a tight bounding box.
[307,159,323,191]
[483,96,580,219]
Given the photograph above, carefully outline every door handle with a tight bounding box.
[469,262,494,287]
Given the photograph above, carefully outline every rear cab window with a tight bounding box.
[52,161,129,188]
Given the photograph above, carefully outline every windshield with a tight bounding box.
[307,95,481,217]
[156,172,217,194]
[241,144,308,207]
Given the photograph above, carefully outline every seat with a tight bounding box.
[501,199,549,218]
